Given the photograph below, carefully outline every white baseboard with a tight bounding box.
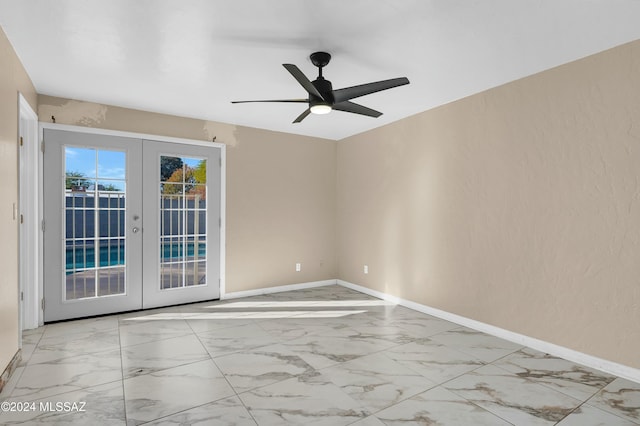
[222,279,337,300]
[337,279,640,384]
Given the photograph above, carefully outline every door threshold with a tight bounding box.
[44,298,221,325]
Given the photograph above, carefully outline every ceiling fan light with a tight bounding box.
[310,104,332,115]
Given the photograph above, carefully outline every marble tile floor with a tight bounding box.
[1,285,639,425]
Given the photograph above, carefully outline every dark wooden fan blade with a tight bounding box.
[231,99,307,104]
[283,64,324,100]
[332,101,382,118]
[332,77,409,103]
[293,108,311,123]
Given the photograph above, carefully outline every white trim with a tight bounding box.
[37,119,44,326]
[219,144,226,300]
[39,122,226,149]
[18,93,39,331]
[222,280,337,300]
[337,279,640,384]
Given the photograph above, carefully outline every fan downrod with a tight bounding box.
[310,52,331,68]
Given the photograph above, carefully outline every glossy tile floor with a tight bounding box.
[1,285,639,425]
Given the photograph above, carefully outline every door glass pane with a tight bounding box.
[64,147,127,300]
[159,155,207,289]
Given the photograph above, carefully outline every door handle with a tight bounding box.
[132,227,140,233]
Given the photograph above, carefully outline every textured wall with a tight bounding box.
[337,40,640,368]
[38,96,337,293]
[0,28,37,373]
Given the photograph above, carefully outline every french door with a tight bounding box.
[43,129,221,322]
[141,140,221,309]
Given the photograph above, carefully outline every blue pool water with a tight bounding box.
[66,243,206,270]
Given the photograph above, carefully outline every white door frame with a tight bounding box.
[18,93,40,332]
[35,122,226,324]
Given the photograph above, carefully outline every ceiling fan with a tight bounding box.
[232,52,410,123]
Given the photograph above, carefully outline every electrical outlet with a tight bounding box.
[296,263,301,272]
[364,265,368,274]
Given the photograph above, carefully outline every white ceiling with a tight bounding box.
[1,0,640,140]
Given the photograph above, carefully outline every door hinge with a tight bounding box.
[41,220,45,232]
[219,218,221,228]
[20,214,24,224]
[41,298,45,311]
[41,141,45,153]
[21,291,24,301]
[20,136,23,146]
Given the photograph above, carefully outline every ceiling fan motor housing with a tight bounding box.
[310,77,334,108]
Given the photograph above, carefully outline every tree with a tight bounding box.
[162,165,195,194]
[193,160,206,184]
[189,161,206,199]
[160,156,183,181]
[100,183,121,191]
[65,171,90,190]
[161,164,206,199]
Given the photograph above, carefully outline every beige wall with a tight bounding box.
[0,28,37,372]
[38,96,337,293]
[337,40,640,368]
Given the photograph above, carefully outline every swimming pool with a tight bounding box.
[66,242,206,270]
